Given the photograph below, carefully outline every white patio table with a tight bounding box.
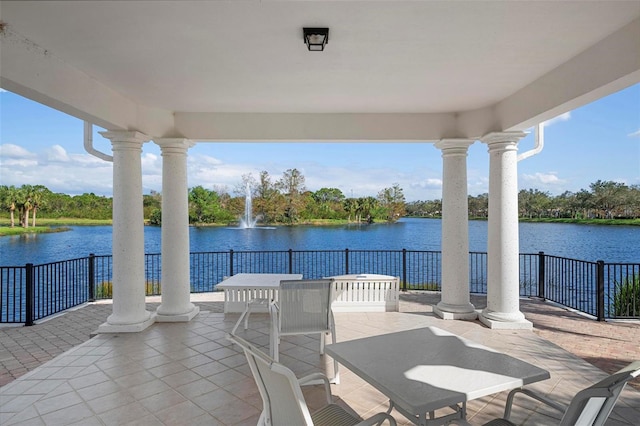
[325,326,550,426]
[216,273,303,314]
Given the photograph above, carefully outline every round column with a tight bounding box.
[433,140,477,320]
[98,131,155,333]
[480,132,532,329]
[154,139,199,322]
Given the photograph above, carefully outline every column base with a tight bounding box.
[479,309,532,330]
[433,306,478,320]
[97,312,157,333]
[433,302,478,320]
[156,305,200,323]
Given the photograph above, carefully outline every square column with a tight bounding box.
[480,132,532,330]
[98,131,155,333]
[154,139,199,322]
[433,139,477,320]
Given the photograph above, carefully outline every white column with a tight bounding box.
[479,132,532,329]
[154,139,199,322]
[98,131,155,333]
[433,139,477,320]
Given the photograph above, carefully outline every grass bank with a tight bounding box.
[0,218,111,237]
[518,217,640,226]
[0,226,72,236]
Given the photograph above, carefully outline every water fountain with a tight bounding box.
[239,182,258,228]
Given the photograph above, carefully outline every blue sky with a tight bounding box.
[1,84,638,202]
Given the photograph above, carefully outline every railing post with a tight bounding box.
[25,263,34,326]
[88,253,95,302]
[345,248,349,275]
[402,249,407,291]
[229,249,234,277]
[597,260,605,321]
[288,249,293,274]
[537,251,545,300]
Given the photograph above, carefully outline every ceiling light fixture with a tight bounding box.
[303,27,329,51]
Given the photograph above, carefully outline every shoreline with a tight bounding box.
[2,215,639,237]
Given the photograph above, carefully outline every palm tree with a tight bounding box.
[0,185,19,227]
[30,185,48,227]
[14,186,30,228]
[343,198,356,222]
[359,196,378,223]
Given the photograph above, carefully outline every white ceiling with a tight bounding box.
[2,1,639,139]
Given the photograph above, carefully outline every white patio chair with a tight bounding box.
[483,360,640,426]
[231,297,271,336]
[269,278,340,382]
[227,333,396,426]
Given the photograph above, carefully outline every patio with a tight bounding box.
[3,1,640,336]
[1,293,638,425]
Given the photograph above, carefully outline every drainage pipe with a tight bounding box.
[84,121,113,162]
[517,123,544,162]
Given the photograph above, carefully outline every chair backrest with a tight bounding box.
[560,360,640,426]
[227,333,314,426]
[278,279,333,334]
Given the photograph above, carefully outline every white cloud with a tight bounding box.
[628,129,640,138]
[521,172,565,185]
[45,145,70,162]
[0,143,36,159]
[0,143,114,195]
[68,152,108,167]
[187,154,258,193]
[141,152,162,174]
[1,158,39,167]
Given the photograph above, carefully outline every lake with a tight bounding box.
[1,218,639,267]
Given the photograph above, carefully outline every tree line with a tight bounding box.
[406,180,640,220]
[155,169,406,225]
[0,169,407,227]
[3,178,638,228]
[0,184,115,227]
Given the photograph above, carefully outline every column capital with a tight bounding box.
[99,130,151,144]
[154,138,196,152]
[480,131,528,147]
[434,139,476,151]
[434,139,475,154]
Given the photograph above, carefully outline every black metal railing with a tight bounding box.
[1,250,639,324]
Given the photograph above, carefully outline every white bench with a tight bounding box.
[218,273,400,313]
[329,274,400,312]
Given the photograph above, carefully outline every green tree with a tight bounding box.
[16,185,34,228]
[0,185,19,227]
[628,185,640,218]
[148,208,162,225]
[357,196,378,223]
[555,191,576,218]
[575,189,594,219]
[44,192,72,218]
[254,170,283,223]
[377,184,406,222]
[143,190,162,219]
[342,198,356,222]
[188,186,224,224]
[277,168,307,224]
[468,194,487,218]
[312,188,345,219]
[590,180,626,219]
[29,185,49,227]
[518,189,551,218]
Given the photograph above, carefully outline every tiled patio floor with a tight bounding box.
[1,292,639,425]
